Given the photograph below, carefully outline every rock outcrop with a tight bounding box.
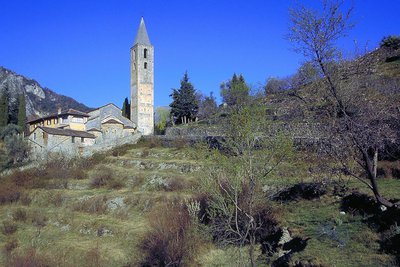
[0,66,91,118]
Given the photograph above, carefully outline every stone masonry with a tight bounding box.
[131,17,154,135]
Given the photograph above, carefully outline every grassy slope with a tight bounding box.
[0,142,399,266]
[0,144,203,266]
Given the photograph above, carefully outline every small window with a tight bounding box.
[33,133,36,140]
[144,62,147,69]
[81,137,84,143]
[72,137,75,143]
[144,48,147,58]
[47,120,51,125]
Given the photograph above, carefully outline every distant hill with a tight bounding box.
[264,46,400,122]
[0,66,92,119]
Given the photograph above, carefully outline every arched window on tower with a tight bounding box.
[144,62,147,69]
[144,48,148,59]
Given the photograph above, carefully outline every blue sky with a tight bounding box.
[0,0,399,108]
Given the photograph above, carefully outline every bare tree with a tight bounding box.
[287,0,400,208]
[201,102,293,266]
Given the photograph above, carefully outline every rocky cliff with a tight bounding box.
[0,66,91,118]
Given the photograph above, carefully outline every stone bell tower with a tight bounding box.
[131,17,154,135]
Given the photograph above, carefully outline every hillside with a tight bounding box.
[264,46,400,122]
[0,140,399,266]
[0,66,91,118]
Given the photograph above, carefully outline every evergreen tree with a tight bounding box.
[169,72,198,124]
[122,97,131,119]
[0,88,9,127]
[17,94,26,132]
[220,73,250,107]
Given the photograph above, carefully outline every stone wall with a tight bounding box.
[165,122,328,140]
[82,133,142,157]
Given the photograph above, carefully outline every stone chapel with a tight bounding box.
[130,17,154,135]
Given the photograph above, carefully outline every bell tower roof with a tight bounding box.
[133,17,151,46]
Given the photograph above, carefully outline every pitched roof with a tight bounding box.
[87,127,102,132]
[88,103,120,113]
[133,17,151,46]
[35,126,95,139]
[101,116,124,125]
[27,109,90,123]
[86,103,136,130]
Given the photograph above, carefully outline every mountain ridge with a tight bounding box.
[0,66,92,119]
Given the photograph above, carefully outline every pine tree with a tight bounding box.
[0,88,9,127]
[17,94,26,132]
[169,72,198,124]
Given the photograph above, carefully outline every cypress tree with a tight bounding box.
[122,98,127,117]
[122,97,131,119]
[0,89,9,127]
[17,94,26,132]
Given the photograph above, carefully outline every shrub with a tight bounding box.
[380,35,400,50]
[340,191,379,216]
[49,191,64,207]
[80,152,107,169]
[368,206,400,232]
[4,134,30,165]
[111,144,134,157]
[12,169,45,189]
[380,225,400,263]
[165,177,189,191]
[13,208,27,222]
[89,166,115,188]
[31,210,47,234]
[2,220,17,235]
[70,168,88,180]
[145,136,162,148]
[9,248,49,267]
[272,182,328,202]
[108,179,124,189]
[20,194,32,206]
[74,196,108,214]
[0,182,20,204]
[4,238,18,253]
[85,244,103,267]
[0,124,22,140]
[141,149,150,158]
[140,200,201,266]
[172,137,188,150]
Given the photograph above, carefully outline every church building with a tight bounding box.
[130,17,154,135]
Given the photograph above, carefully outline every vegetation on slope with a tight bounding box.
[0,138,399,266]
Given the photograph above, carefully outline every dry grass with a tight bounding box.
[0,142,398,266]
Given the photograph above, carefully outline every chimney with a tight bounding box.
[58,107,62,114]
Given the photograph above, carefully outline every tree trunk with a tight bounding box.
[249,233,255,267]
[373,148,378,179]
[362,147,397,208]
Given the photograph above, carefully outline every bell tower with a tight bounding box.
[131,17,154,135]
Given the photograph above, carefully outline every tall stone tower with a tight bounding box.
[131,17,154,135]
